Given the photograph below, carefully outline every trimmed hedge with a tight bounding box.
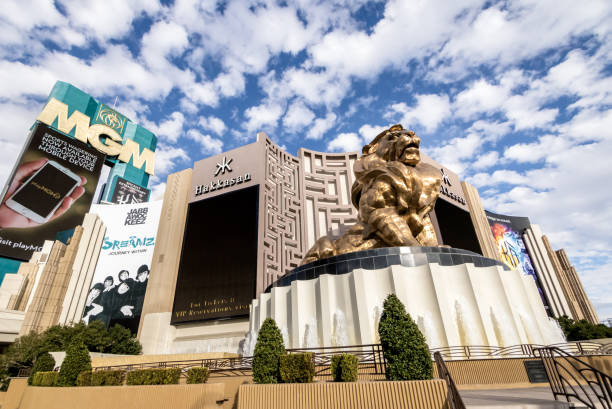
[28,352,56,385]
[186,367,209,384]
[252,318,286,384]
[378,294,433,381]
[126,368,181,385]
[31,371,58,386]
[330,353,358,382]
[91,370,125,386]
[279,353,314,383]
[58,339,92,386]
[76,370,92,386]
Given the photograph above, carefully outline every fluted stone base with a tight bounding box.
[243,247,564,353]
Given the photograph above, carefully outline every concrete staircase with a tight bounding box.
[460,387,590,409]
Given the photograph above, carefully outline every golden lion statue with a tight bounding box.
[301,124,441,265]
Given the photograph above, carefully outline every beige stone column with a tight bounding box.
[137,169,192,353]
[523,224,572,318]
[541,236,581,320]
[461,181,500,260]
[555,249,599,324]
[20,241,67,335]
[58,213,106,325]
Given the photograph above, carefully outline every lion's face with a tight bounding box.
[373,129,421,166]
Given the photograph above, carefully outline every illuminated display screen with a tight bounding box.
[171,185,259,323]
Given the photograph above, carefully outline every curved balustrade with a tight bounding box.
[536,346,612,409]
[90,341,611,376]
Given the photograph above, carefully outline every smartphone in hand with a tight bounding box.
[6,160,81,224]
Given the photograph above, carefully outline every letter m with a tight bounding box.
[37,98,90,143]
[118,139,156,175]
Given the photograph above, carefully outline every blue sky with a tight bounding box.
[0,0,611,319]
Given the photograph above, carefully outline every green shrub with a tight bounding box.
[330,353,358,382]
[31,372,43,386]
[90,370,125,386]
[378,294,433,381]
[126,368,181,385]
[32,371,58,386]
[186,367,209,384]
[76,370,92,386]
[279,353,314,383]
[28,352,55,385]
[557,315,612,341]
[252,318,286,384]
[57,339,92,386]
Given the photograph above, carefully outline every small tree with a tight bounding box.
[378,294,433,380]
[252,318,286,384]
[107,324,142,354]
[57,339,91,386]
[28,352,55,385]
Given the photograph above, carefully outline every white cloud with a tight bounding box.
[140,21,189,71]
[244,102,284,133]
[307,112,337,140]
[469,169,529,187]
[0,101,40,189]
[310,0,481,79]
[146,112,185,143]
[150,182,166,201]
[388,94,450,133]
[454,78,513,119]
[358,124,389,142]
[199,116,226,136]
[283,100,315,132]
[154,144,189,175]
[472,151,499,170]
[433,0,610,80]
[327,132,363,152]
[428,132,483,175]
[213,69,245,98]
[0,0,64,32]
[556,108,612,142]
[503,135,571,164]
[186,129,223,155]
[60,0,161,43]
[467,120,512,142]
[256,68,350,110]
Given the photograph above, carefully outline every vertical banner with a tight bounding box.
[83,201,162,333]
[0,123,104,260]
[110,177,150,204]
[485,211,549,308]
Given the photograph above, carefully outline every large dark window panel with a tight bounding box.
[171,185,259,324]
[434,199,482,255]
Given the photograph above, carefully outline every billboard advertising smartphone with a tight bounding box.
[0,123,105,260]
[82,201,162,333]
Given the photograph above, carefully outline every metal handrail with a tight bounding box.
[434,352,466,409]
[90,342,611,373]
[535,346,612,409]
[430,341,608,360]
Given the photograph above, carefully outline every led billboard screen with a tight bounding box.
[485,210,549,308]
[110,177,150,204]
[172,185,259,324]
[0,123,104,260]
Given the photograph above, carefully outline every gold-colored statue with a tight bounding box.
[301,124,441,265]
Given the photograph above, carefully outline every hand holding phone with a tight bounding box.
[0,159,86,228]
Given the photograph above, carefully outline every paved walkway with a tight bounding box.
[460,387,578,408]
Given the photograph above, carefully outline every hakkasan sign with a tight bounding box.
[83,201,162,334]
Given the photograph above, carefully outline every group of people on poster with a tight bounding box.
[83,265,149,333]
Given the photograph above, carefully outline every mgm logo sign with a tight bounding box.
[37,98,156,175]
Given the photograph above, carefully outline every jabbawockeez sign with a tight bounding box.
[83,201,162,334]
